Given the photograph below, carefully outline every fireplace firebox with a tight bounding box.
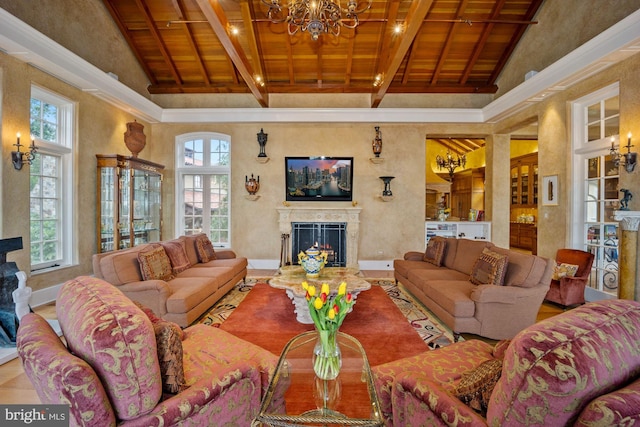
[292,222,346,267]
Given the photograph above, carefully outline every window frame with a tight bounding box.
[29,86,75,273]
[571,82,620,298]
[175,132,232,247]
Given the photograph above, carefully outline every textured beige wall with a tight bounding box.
[1,52,151,291]
[496,0,640,97]
[0,0,151,97]
[151,122,430,262]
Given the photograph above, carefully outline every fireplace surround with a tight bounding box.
[278,207,362,270]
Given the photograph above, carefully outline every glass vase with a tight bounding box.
[313,329,342,380]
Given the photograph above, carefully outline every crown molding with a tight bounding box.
[1,7,639,124]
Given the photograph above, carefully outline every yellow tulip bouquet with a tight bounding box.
[302,281,354,380]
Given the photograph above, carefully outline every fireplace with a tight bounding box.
[278,207,362,270]
[292,222,347,267]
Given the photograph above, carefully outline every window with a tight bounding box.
[572,83,619,297]
[175,133,231,246]
[29,87,74,271]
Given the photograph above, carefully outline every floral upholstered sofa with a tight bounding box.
[373,299,640,426]
[394,237,553,339]
[93,233,247,327]
[17,276,281,426]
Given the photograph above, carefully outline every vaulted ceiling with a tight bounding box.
[102,0,544,107]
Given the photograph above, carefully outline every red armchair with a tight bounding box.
[545,248,594,307]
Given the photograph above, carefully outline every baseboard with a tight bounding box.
[30,282,63,308]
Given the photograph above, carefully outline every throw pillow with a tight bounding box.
[454,358,503,416]
[138,246,175,281]
[161,240,191,274]
[469,248,509,286]
[423,237,446,266]
[195,234,217,263]
[552,262,580,281]
[134,301,184,340]
[153,320,186,394]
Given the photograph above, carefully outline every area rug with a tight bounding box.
[198,278,457,361]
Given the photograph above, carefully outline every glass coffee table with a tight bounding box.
[253,331,383,427]
[269,266,371,324]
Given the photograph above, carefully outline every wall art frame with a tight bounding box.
[542,174,559,206]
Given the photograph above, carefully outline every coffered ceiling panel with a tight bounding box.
[102,0,544,107]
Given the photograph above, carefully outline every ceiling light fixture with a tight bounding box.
[262,0,372,41]
[436,149,466,180]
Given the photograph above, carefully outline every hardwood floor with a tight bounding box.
[0,271,564,405]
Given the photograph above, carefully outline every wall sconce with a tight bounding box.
[12,133,38,170]
[610,133,637,173]
[257,128,268,158]
[372,126,383,157]
[245,174,260,195]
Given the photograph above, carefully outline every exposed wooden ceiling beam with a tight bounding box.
[489,0,544,85]
[432,0,469,85]
[371,0,433,108]
[134,0,183,86]
[240,0,266,84]
[460,0,506,85]
[195,0,268,107]
[170,0,211,87]
[102,0,158,85]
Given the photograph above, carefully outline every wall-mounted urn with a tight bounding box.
[124,121,146,157]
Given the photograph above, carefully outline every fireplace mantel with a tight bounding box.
[278,206,362,270]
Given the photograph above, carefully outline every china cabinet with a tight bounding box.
[510,153,538,207]
[96,154,164,253]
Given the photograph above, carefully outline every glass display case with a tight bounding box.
[510,153,538,207]
[96,154,164,253]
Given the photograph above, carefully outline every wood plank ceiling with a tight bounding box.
[102,0,544,108]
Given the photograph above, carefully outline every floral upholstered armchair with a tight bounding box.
[373,299,640,426]
[17,276,281,427]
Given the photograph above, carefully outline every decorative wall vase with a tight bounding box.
[124,121,146,157]
[380,176,395,196]
[257,128,268,157]
[372,126,383,157]
[298,245,328,278]
[245,174,260,195]
[313,328,341,380]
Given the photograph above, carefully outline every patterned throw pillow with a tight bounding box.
[423,237,447,266]
[138,246,174,281]
[552,262,579,281]
[469,248,509,286]
[153,320,185,394]
[195,234,217,263]
[454,358,503,416]
[161,240,191,274]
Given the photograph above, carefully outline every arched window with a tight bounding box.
[175,132,231,247]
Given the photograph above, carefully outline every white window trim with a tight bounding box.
[175,132,232,247]
[29,86,76,274]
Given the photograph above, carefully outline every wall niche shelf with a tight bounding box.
[255,157,270,163]
[379,195,394,202]
[244,194,261,201]
[369,157,384,164]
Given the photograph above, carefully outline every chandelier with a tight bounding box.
[262,0,372,41]
[436,149,466,179]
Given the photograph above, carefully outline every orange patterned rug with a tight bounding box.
[198,278,456,361]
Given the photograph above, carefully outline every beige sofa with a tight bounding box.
[93,234,247,327]
[394,237,553,340]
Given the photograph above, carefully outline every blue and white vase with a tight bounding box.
[298,245,328,278]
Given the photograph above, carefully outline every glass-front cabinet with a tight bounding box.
[97,154,164,253]
[510,153,538,207]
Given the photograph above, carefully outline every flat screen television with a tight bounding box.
[285,156,353,202]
